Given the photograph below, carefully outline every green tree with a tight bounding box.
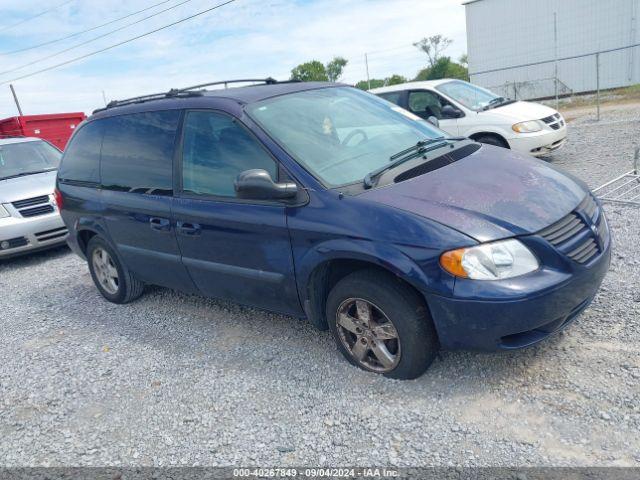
[291,60,328,82]
[326,56,348,82]
[356,79,382,90]
[291,57,349,82]
[414,57,468,81]
[355,75,406,90]
[385,74,408,86]
[413,35,453,68]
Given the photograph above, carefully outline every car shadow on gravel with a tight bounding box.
[0,245,70,270]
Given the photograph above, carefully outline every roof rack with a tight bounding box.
[171,77,279,93]
[94,78,292,114]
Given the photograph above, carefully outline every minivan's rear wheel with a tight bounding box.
[86,236,144,304]
[326,269,439,379]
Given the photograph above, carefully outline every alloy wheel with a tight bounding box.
[335,298,401,373]
[92,247,119,295]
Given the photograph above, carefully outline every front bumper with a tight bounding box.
[507,124,568,157]
[427,230,611,351]
[0,212,68,258]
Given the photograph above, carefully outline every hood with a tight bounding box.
[0,170,57,203]
[360,145,587,243]
[480,100,558,122]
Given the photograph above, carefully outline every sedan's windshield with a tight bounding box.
[0,140,61,180]
[435,80,503,111]
[246,87,444,187]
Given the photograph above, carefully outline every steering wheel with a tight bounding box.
[341,129,369,147]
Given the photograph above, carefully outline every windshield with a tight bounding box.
[246,87,444,187]
[0,140,61,180]
[435,80,502,111]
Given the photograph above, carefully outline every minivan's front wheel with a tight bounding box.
[86,236,144,304]
[326,269,439,379]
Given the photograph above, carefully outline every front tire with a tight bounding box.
[326,269,439,379]
[86,236,144,304]
[474,134,509,149]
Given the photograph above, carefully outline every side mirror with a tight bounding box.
[441,105,463,119]
[427,116,440,128]
[235,169,298,200]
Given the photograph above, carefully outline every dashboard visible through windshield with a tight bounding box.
[247,87,449,188]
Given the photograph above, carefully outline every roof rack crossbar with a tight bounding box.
[175,77,278,93]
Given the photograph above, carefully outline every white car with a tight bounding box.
[370,79,567,157]
[0,137,67,258]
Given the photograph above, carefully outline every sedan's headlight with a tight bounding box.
[0,204,9,219]
[512,120,543,133]
[440,239,539,280]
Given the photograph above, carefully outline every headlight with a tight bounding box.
[0,204,9,219]
[440,239,539,280]
[512,120,543,133]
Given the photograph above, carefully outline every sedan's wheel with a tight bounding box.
[86,236,145,304]
[92,247,119,295]
[327,269,439,379]
[336,298,401,373]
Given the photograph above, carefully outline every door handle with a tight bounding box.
[149,217,171,232]
[177,221,201,236]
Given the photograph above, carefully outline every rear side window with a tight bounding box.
[58,121,103,184]
[181,111,277,198]
[377,91,402,106]
[100,111,180,195]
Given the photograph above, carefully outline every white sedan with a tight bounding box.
[371,79,567,157]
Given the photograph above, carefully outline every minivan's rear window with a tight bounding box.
[100,111,180,195]
[59,121,103,184]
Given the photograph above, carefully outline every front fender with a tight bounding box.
[294,237,453,307]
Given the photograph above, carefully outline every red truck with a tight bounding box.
[0,112,86,150]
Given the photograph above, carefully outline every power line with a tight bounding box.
[0,0,239,86]
[0,0,75,33]
[0,0,198,76]
[1,0,174,56]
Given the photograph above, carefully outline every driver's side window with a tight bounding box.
[408,90,450,120]
[181,111,277,198]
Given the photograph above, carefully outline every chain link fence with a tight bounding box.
[466,0,640,119]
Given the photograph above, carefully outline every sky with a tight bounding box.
[0,0,467,116]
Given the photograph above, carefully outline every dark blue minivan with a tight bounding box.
[56,79,610,379]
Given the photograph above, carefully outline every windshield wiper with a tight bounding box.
[0,169,55,181]
[482,96,517,111]
[364,137,455,189]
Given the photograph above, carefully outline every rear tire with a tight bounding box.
[326,269,439,379]
[86,236,144,304]
[474,134,509,149]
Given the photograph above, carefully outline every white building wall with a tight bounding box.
[465,0,640,99]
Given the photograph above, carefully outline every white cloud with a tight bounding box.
[0,0,467,115]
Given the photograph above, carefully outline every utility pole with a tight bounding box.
[365,53,371,90]
[596,53,601,122]
[553,12,559,109]
[9,84,23,116]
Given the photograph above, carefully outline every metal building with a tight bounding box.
[464,0,640,100]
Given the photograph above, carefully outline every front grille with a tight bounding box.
[540,113,564,130]
[538,194,608,264]
[20,205,54,218]
[35,227,68,242]
[11,195,54,218]
[12,195,50,209]
[0,236,29,250]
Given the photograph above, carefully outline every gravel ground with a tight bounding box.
[1,106,639,468]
